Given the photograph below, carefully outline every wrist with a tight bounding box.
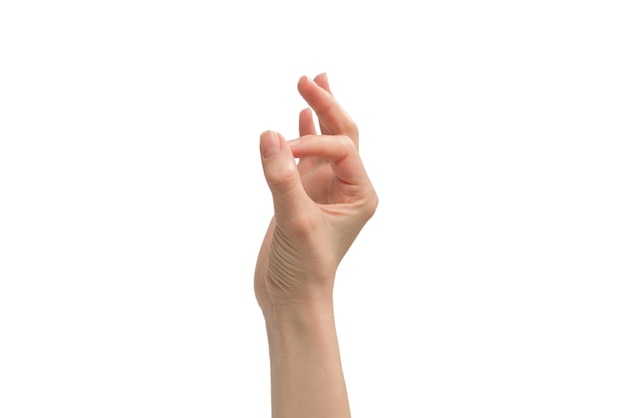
[264,299,335,326]
[260,271,336,323]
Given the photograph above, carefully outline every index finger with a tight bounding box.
[288,135,369,187]
[297,75,359,148]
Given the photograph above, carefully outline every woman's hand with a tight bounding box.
[255,74,378,317]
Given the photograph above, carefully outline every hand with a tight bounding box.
[255,74,378,316]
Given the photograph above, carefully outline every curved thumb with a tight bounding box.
[260,130,308,220]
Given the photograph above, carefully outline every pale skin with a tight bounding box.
[255,73,378,418]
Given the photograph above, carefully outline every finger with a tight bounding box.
[299,108,316,136]
[297,108,319,174]
[313,72,332,95]
[311,74,332,135]
[260,130,311,219]
[297,75,359,147]
[288,135,370,186]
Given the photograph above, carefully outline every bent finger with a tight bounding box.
[288,135,370,186]
[297,75,359,147]
[312,74,332,135]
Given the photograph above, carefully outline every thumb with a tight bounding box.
[260,130,309,220]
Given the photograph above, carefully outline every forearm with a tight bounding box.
[265,302,351,418]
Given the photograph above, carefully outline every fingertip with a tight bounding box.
[313,72,330,89]
[297,75,310,90]
[299,107,314,124]
[260,129,274,139]
[260,130,282,158]
[298,73,330,90]
[297,76,315,104]
[299,107,316,136]
[287,137,301,148]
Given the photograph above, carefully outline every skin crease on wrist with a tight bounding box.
[255,73,377,418]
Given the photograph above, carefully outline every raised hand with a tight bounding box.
[255,74,377,315]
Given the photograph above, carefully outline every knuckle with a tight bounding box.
[345,119,359,138]
[266,164,299,191]
[338,135,356,150]
[362,189,379,220]
[368,191,379,217]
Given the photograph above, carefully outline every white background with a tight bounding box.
[1,1,624,417]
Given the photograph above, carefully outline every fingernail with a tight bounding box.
[287,138,301,147]
[261,131,281,158]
